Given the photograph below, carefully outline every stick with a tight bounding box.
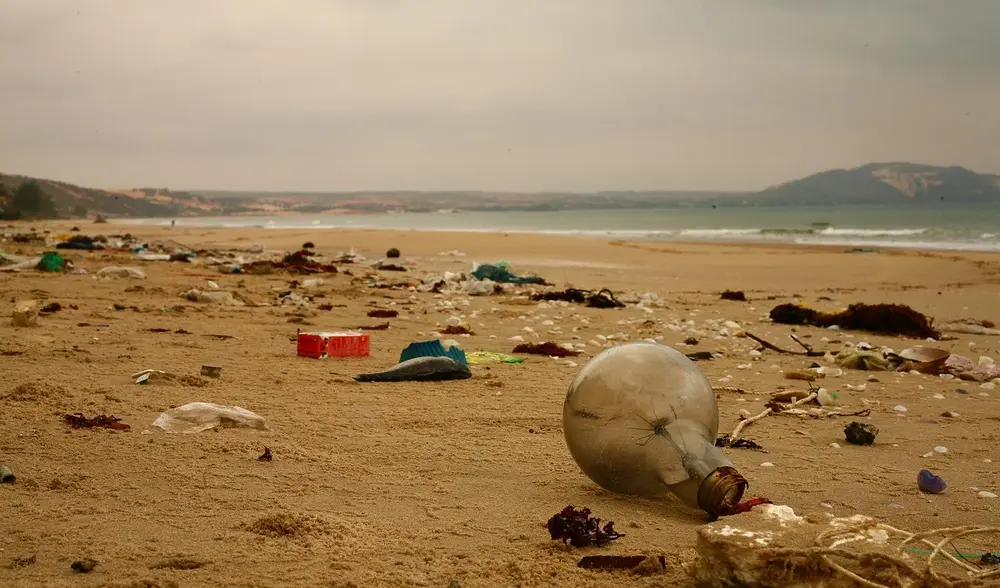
[745,332,825,357]
[730,392,818,440]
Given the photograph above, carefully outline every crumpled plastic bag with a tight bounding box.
[834,349,891,371]
[151,402,268,433]
[97,266,146,280]
[183,289,244,306]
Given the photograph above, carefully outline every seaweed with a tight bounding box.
[512,342,581,357]
[715,435,763,450]
[546,506,623,548]
[769,302,940,339]
[720,290,747,301]
[64,413,130,431]
[531,288,625,309]
[367,309,398,318]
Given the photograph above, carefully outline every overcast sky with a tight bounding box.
[1,0,998,192]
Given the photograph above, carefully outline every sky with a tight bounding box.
[1,0,998,192]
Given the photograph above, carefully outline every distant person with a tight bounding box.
[171,219,176,228]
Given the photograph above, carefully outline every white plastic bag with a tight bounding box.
[152,402,268,433]
[97,266,146,279]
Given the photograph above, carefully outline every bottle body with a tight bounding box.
[563,342,745,517]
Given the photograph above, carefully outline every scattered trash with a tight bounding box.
[531,288,624,309]
[357,321,390,331]
[367,309,398,318]
[64,413,130,431]
[577,555,666,573]
[200,365,222,378]
[386,248,400,258]
[564,342,749,518]
[466,351,524,364]
[440,324,474,335]
[183,289,244,306]
[399,339,467,365]
[354,356,472,382]
[715,435,763,450]
[38,302,63,314]
[769,302,940,339]
[472,263,546,285]
[720,290,747,301]
[917,470,947,494]
[35,251,66,272]
[258,447,273,462]
[296,331,370,359]
[151,402,268,434]
[11,301,38,327]
[513,342,580,357]
[784,369,818,382]
[843,422,878,445]
[96,266,146,280]
[71,559,99,573]
[546,506,623,548]
[685,351,716,361]
[0,465,15,483]
[133,369,175,384]
[834,348,892,371]
[939,319,1000,337]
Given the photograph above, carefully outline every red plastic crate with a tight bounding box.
[297,331,370,359]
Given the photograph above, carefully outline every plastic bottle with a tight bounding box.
[563,342,747,518]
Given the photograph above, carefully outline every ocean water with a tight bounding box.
[118,204,1000,252]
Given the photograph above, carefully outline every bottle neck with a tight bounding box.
[697,466,748,518]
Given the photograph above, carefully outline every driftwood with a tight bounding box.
[744,332,826,357]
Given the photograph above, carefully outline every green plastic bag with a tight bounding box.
[36,251,65,272]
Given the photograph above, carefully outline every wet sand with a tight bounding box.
[2,222,999,587]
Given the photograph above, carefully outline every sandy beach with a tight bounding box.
[2,221,999,587]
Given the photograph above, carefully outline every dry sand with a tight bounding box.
[2,222,999,587]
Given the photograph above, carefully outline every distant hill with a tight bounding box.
[0,173,222,219]
[718,163,1000,207]
[2,162,997,219]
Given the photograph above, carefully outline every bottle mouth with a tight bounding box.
[697,466,748,518]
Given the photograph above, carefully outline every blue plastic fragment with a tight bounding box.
[917,469,947,494]
[399,340,467,365]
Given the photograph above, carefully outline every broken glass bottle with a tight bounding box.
[563,342,747,518]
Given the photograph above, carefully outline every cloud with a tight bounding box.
[0,0,997,191]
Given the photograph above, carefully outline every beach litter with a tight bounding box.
[296,331,370,359]
[1,465,15,483]
[843,421,878,445]
[466,351,524,364]
[200,364,222,378]
[690,505,1000,587]
[720,290,747,301]
[367,309,398,318]
[399,339,467,364]
[11,301,38,327]
[769,302,941,339]
[471,261,546,285]
[353,356,472,382]
[513,341,580,357]
[258,447,273,462]
[531,288,625,309]
[35,251,66,272]
[96,266,146,280]
[152,402,268,433]
[918,469,947,494]
[183,288,244,306]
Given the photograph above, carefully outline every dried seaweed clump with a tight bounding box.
[244,513,330,538]
[513,342,581,357]
[769,303,940,339]
[546,506,623,548]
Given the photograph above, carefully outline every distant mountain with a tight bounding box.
[720,163,1000,207]
[0,173,222,219]
[2,162,996,219]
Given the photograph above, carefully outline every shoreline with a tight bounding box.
[18,217,997,257]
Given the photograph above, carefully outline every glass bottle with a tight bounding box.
[562,341,747,518]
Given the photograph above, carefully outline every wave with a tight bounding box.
[816,227,928,237]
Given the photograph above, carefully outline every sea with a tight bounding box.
[117,204,1000,253]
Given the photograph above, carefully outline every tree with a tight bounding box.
[72,204,88,218]
[11,180,56,218]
